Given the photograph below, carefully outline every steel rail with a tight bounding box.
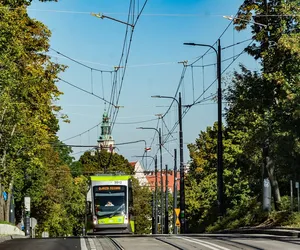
[155,237,187,250]
[107,236,125,250]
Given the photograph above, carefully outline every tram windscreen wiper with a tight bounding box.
[109,204,125,218]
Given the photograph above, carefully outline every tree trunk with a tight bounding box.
[0,124,17,222]
[0,148,7,221]
[5,181,13,222]
[0,184,4,221]
[265,155,281,210]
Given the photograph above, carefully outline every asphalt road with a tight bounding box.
[0,237,80,250]
[1,234,300,250]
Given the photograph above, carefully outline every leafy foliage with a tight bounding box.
[132,177,152,234]
[186,0,300,232]
[77,150,134,175]
[186,124,251,232]
[0,0,66,222]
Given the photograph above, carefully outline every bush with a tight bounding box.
[281,212,300,228]
[206,197,267,232]
[206,195,300,232]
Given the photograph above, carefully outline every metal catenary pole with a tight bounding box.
[179,92,186,233]
[164,164,169,234]
[159,128,164,234]
[217,39,224,216]
[173,149,178,234]
[183,41,224,217]
[154,155,158,233]
[152,191,155,234]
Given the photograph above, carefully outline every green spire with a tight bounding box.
[99,110,112,141]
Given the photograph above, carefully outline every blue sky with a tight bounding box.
[28,0,259,170]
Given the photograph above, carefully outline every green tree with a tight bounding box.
[226,0,300,209]
[0,2,66,222]
[132,177,152,234]
[29,145,87,237]
[186,123,251,232]
[77,150,134,175]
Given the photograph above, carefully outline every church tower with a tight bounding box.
[97,111,115,153]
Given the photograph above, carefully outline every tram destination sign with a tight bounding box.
[98,186,124,191]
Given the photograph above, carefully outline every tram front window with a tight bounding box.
[93,186,126,218]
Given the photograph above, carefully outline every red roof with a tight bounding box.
[145,171,180,193]
[129,162,137,167]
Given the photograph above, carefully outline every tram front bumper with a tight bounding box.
[92,223,131,234]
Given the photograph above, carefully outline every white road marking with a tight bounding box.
[88,238,97,250]
[190,238,232,250]
[176,236,231,250]
[80,237,88,250]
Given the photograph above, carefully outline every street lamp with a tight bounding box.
[133,155,158,234]
[223,15,267,28]
[128,139,150,169]
[151,92,186,233]
[136,127,164,234]
[91,12,134,27]
[183,39,224,217]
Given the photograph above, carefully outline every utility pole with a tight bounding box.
[173,149,178,234]
[24,169,31,237]
[164,164,169,234]
[152,191,155,234]
[178,93,186,232]
[151,93,185,232]
[132,154,158,234]
[136,127,163,233]
[9,186,15,225]
[262,0,273,212]
[183,41,224,217]
[154,155,158,234]
[24,196,30,237]
[159,128,164,234]
[216,39,224,216]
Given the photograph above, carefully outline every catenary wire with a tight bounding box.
[58,78,115,107]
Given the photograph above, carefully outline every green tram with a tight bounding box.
[86,175,134,234]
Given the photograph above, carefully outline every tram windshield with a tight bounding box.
[93,185,126,218]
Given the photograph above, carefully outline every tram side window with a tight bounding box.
[128,182,133,213]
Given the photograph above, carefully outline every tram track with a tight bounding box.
[106,236,125,250]
[155,237,187,250]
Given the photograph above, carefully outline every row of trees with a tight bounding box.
[0,0,92,236]
[185,0,300,232]
[0,0,153,236]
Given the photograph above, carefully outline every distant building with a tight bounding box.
[145,171,180,194]
[129,161,185,194]
[97,111,115,153]
[130,161,148,186]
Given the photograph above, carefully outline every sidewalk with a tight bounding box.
[0,224,27,243]
[215,227,300,237]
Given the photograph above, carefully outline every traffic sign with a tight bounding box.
[174,208,180,217]
[30,217,37,229]
[24,197,30,212]
[176,218,180,227]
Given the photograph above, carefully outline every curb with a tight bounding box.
[0,235,29,243]
[214,228,300,237]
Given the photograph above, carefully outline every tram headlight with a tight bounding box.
[93,216,98,225]
[124,216,128,224]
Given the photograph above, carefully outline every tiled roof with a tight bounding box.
[145,171,180,193]
[129,161,137,167]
